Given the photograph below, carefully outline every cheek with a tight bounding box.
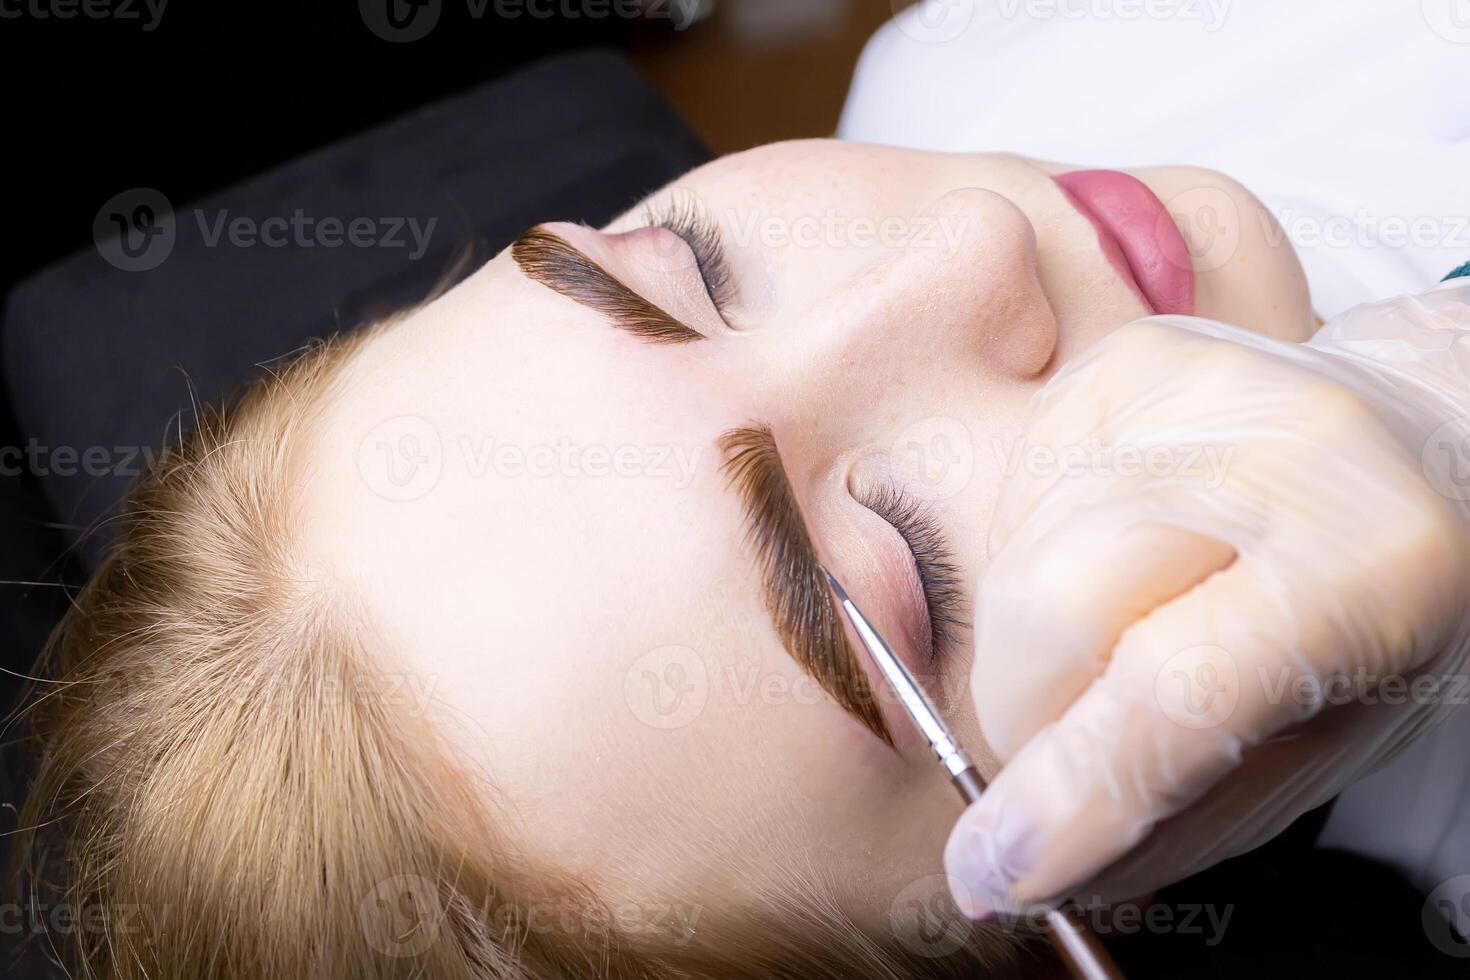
[894,384,1036,560]
[1130,166,1314,339]
[821,758,976,935]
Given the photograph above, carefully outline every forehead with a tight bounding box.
[615,140,952,223]
[289,254,878,864]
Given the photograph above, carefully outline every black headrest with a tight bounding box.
[2,48,708,571]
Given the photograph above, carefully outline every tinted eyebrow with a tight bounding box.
[718,424,892,744]
[511,226,704,345]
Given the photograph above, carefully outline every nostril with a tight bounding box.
[916,188,1058,379]
[983,276,1059,380]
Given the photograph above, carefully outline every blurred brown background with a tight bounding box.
[630,0,914,153]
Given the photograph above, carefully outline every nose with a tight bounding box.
[782,186,1059,387]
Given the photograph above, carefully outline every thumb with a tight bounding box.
[945,556,1316,919]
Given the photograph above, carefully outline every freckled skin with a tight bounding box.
[295,140,1313,935]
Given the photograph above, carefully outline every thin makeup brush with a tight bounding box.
[821,567,1124,980]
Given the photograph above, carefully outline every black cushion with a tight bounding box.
[2,48,709,574]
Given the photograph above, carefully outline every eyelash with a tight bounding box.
[860,485,966,663]
[642,195,737,315]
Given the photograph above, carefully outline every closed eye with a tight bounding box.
[641,193,737,319]
[859,485,966,665]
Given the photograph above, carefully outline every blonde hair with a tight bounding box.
[12,320,1035,979]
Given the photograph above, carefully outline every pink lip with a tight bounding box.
[1053,170,1196,316]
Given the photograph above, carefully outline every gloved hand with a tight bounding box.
[945,280,1470,918]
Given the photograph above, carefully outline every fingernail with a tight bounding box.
[944,817,1016,921]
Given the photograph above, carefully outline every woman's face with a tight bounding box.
[300,140,1310,939]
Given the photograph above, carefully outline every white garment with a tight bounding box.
[839,1,1470,892]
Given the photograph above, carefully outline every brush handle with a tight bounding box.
[1045,906,1125,980]
[951,765,987,804]
[949,767,1125,980]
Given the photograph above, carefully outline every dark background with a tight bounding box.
[1,0,896,298]
[5,0,664,296]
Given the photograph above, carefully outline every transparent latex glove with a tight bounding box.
[945,280,1470,919]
